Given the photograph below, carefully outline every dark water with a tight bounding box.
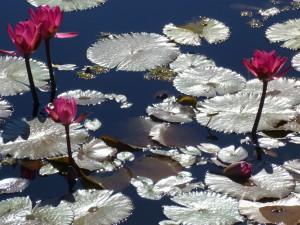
[1,0,300,224]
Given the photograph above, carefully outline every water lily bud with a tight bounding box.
[224,161,252,177]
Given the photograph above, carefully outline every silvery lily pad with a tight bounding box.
[239,195,300,224]
[131,171,195,200]
[197,143,221,155]
[173,67,246,97]
[205,163,295,200]
[87,33,179,71]
[163,191,244,225]
[241,78,300,105]
[0,197,73,225]
[283,159,300,174]
[146,97,195,123]
[58,90,106,106]
[0,56,49,96]
[258,7,280,17]
[39,162,59,176]
[0,178,29,194]
[73,138,117,171]
[292,52,300,72]
[116,151,134,162]
[84,118,101,131]
[196,93,296,133]
[217,145,248,163]
[258,137,285,149]
[104,94,132,108]
[27,0,107,12]
[64,189,133,225]
[169,53,215,73]
[0,99,12,124]
[0,118,89,159]
[266,19,300,50]
[163,18,230,46]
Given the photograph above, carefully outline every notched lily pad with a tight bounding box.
[0,56,49,96]
[173,67,246,98]
[163,17,230,46]
[87,32,179,71]
[163,191,243,225]
[27,0,107,12]
[217,145,248,163]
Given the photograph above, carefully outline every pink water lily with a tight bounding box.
[30,5,78,40]
[3,20,42,55]
[242,50,290,82]
[45,97,85,125]
[224,161,252,177]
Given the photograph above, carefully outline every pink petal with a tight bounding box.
[242,58,258,77]
[55,32,78,38]
[73,112,86,124]
[0,49,17,56]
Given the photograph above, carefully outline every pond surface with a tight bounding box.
[1,0,300,225]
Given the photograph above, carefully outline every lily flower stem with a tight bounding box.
[45,39,56,99]
[64,125,75,166]
[24,54,39,108]
[251,81,268,160]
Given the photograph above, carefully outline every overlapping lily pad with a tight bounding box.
[64,189,133,225]
[205,163,295,200]
[27,0,107,12]
[169,53,216,73]
[196,93,296,133]
[0,56,49,96]
[163,191,243,225]
[0,118,89,159]
[87,33,179,71]
[0,197,73,225]
[163,18,230,46]
[266,19,300,49]
[173,67,246,97]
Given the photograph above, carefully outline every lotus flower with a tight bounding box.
[29,5,78,40]
[45,97,85,125]
[242,50,290,82]
[224,161,252,177]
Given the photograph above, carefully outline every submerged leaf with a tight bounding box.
[163,18,230,46]
[266,19,300,50]
[64,189,133,225]
[173,67,246,97]
[163,191,243,225]
[0,118,89,159]
[27,0,107,12]
[196,93,296,133]
[87,32,179,71]
[0,56,49,96]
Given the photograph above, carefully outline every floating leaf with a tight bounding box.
[0,56,49,96]
[0,99,12,124]
[0,178,29,194]
[64,189,133,225]
[205,163,295,200]
[196,93,296,133]
[258,137,285,149]
[258,7,280,17]
[239,195,300,224]
[169,53,215,73]
[104,93,132,108]
[146,97,195,123]
[283,159,300,174]
[163,18,230,46]
[266,19,300,50]
[73,138,117,171]
[0,197,73,225]
[217,145,248,163]
[163,191,243,225]
[116,151,134,162]
[58,89,106,106]
[27,0,107,12]
[292,52,300,72]
[173,67,246,97]
[39,162,59,176]
[87,32,179,71]
[84,118,101,131]
[0,118,88,159]
[241,78,300,105]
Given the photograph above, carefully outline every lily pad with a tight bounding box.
[0,56,49,96]
[239,195,300,225]
[87,32,179,71]
[196,93,296,133]
[205,163,295,200]
[292,52,300,72]
[0,178,29,194]
[266,19,300,50]
[173,67,246,97]
[0,99,12,124]
[27,0,107,12]
[163,18,230,46]
[58,90,106,106]
[0,118,89,159]
[163,191,243,225]
[217,145,248,163]
[169,53,216,73]
[64,189,133,225]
